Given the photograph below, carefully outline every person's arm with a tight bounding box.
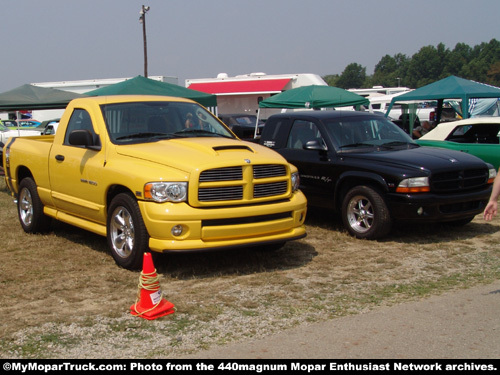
[484,168,500,221]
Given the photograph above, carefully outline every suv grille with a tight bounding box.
[198,164,289,203]
[431,168,489,192]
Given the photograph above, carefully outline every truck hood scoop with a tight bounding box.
[212,145,254,152]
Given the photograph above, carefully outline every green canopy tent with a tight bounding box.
[258,84,369,109]
[255,85,369,137]
[0,84,87,111]
[86,75,217,108]
[385,76,500,131]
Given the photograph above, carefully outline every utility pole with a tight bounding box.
[139,5,150,77]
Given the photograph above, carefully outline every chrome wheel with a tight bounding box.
[342,185,391,240]
[109,206,135,259]
[107,193,151,269]
[346,194,374,234]
[17,177,51,233]
[19,187,34,227]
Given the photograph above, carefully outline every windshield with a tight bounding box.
[101,101,234,144]
[324,116,415,149]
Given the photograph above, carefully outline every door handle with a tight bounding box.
[55,154,65,161]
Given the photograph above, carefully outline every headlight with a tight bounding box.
[144,182,187,202]
[291,172,300,192]
[396,177,430,193]
[488,168,497,184]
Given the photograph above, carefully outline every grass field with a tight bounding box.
[0,177,499,358]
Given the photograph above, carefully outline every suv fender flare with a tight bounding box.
[334,171,389,207]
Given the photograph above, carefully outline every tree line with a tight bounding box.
[323,39,500,90]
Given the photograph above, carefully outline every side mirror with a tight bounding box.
[304,140,327,151]
[69,130,101,150]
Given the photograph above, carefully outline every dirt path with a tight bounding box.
[182,280,500,359]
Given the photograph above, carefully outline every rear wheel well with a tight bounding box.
[16,167,34,187]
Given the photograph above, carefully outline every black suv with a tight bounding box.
[218,113,265,140]
[260,111,495,239]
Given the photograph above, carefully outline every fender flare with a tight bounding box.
[334,171,389,209]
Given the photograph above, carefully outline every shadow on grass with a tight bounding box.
[49,219,317,279]
[305,207,500,245]
[154,240,317,279]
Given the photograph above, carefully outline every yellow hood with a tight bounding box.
[115,137,287,172]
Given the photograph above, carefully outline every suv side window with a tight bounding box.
[287,120,324,149]
[260,118,291,149]
[64,109,97,146]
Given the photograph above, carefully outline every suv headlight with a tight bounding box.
[291,172,300,192]
[488,168,497,184]
[396,177,430,193]
[144,182,187,202]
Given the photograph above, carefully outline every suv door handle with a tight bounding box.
[55,154,65,161]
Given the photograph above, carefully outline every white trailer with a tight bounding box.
[186,72,327,119]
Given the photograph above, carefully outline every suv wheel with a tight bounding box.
[342,185,391,240]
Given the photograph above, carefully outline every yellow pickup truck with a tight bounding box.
[3,95,307,269]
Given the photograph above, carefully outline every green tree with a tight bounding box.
[372,53,410,87]
[444,42,472,77]
[336,63,366,89]
[323,74,340,87]
[406,44,448,87]
[463,39,500,84]
[487,61,500,86]
[323,39,500,89]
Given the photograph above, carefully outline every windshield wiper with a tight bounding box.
[340,142,374,148]
[115,132,174,141]
[173,129,232,138]
[381,141,417,149]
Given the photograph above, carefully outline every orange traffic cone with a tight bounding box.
[130,252,175,320]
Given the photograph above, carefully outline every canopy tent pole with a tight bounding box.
[254,108,261,139]
[435,99,444,124]
[461,97,469,119]
[16,110,21,136]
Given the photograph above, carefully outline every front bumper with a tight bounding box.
[139,191,307,252]
[386,186,492,222]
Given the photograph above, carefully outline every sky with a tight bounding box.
[1,0,499,92]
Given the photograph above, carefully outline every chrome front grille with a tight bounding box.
[198,186,243,201]
[253,164,286,179]
[200,167,243,182]
[254,181,288,197]
[198,164,289,203]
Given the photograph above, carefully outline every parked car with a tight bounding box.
[3,119,41,128]
[417,117,500,169]
[37,118,60,135]
[260,110,495,239]
[218,113,265,140]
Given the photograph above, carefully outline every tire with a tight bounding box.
[341,185,392,240]
[107,193,149,270]
[17,177,51,233]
